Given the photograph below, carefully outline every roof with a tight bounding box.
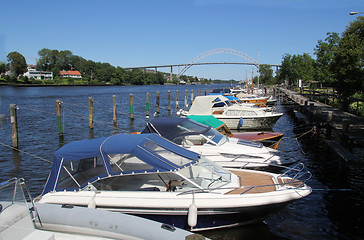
[60,70,82,76]
[42,133,199,194]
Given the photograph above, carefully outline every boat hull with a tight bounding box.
[215,114,282,130]
[106,202,291,231]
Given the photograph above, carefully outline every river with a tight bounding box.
[0,84,363,240]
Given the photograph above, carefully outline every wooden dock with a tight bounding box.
[277,87,363,163]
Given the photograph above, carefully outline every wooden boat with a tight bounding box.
[187,115,283,149]
[37,133,311,231]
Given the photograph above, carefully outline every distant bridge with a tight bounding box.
[124,48,280,82]
[124,62,280,78]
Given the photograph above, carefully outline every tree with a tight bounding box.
[6,52,27,77]
[330,16,364,110]
[259,64,274,85]
[0,61,6,74]
[314,32,340,86]
[277,53,315,85]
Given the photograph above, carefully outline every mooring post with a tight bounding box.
[129,93,134,121]
[184,90,188,111]
[113,95,118,124]
[326,111,333,139]
[176,90,179,112]
[168,91,171,115]
[55,100,64,137]
[146,92,150,118]
[88,97,94,129]
[10,104,18,148]
[156,91,160,115]
[191,90,194,105]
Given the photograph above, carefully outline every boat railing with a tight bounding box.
[0,178,42,227]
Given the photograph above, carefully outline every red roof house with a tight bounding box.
[60,70,82,79]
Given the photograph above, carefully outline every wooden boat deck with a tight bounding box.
[226,170,276,194]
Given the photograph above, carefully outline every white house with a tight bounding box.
[23,65,53,80]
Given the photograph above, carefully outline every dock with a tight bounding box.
[277,87,364,163]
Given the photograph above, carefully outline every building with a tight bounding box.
[60,70,82,79]
[23,65,53,80]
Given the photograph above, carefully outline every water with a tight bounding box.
[0,84,363,240]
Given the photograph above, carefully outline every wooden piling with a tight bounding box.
[184,90,188,111]
[130,93,134,120]
[10,104,18,148]
[156,91,160,115]
[113,95,118,124]
[176,90,179,111]
[146,92,150,117]
[88,97,94,129]
[191,90,194,105]
[55,100,64,136]
[168,91,171,115]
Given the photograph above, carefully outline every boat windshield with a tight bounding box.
[202,128,228,146]
[177,156,231,189]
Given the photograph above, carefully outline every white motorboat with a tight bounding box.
[37,133,312,231]
[178,95,283,130]
[0,178,196,240]
[140,117,293,168]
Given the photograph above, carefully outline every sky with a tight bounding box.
[1,0,363,81]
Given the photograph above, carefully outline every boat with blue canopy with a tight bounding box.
[37,133,311,231]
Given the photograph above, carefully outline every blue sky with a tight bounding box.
[1,0,363,80]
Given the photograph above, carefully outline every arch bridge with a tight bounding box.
[124,48,280,81]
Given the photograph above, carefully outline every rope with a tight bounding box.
[0,141,52,163]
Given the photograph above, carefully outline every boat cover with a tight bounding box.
[187,95,231,115]
[187,115,226,129]
[43,133,199,194]
[141,117,211,141]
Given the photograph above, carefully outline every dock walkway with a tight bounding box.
[278,87,364,162]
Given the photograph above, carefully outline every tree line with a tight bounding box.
[0,49,212,85]
[258,16,363,111]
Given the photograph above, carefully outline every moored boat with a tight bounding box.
[178,95,283,130]
[141,117,290,167]
[37,133,312,231]
[187,115,283,149]
[1,178,195,240]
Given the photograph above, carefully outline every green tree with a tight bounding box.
[314,32,340,86]
[6,51,27,77]
[259,64,274,85]
[330,16,364,110]
[277,53,315,85]
[0,61,6,74]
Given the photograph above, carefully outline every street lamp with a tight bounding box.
[350,12,364,15]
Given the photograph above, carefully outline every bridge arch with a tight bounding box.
[177,48,259,78]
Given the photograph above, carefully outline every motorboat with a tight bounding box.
[37,133,311,231]
[140,117,290,168]
[186,115,284,149]
[178,95,283,130]
[0,178,195,240]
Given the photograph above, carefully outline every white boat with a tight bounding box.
[140,117,293,168]
[37,133,312,231]
[0,178,196,240]
[178,95,283,130]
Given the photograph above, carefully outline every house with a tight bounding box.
[23,65,53,80]
[60,70,82,79]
